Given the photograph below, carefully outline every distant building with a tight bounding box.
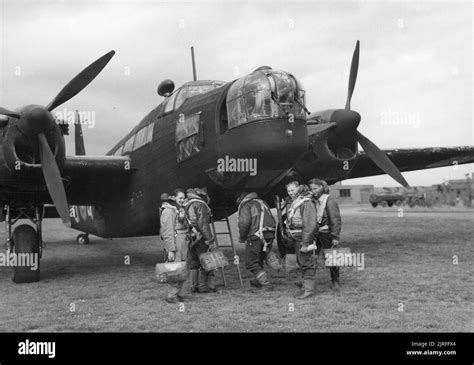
[330,182,374,204]
[434,174,473,207]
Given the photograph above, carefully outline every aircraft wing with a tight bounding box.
[61,155,133,205]
[348,146,474,180]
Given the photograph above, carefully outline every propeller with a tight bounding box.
[38,133,71,227]
[0,107,19,119]
[0,50,115,226]
[356,131,409,187]
[343,41,409,187]
[345,40,359,110]
[47,50,115,112]
[311,41,409,187]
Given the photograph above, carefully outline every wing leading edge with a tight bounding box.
[348,146,474,180]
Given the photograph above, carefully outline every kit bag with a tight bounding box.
[199,250,229,271]
[266,251,282,271]
[283,253,299,273]
[155,261,189,283]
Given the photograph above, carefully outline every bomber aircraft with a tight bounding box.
[0,42,473,282]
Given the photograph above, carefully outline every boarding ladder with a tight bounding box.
[210,210,244,287]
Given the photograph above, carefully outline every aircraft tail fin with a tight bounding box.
[75,110,86,156]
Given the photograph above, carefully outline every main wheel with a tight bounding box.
[11,224,40,283]
[371,203,378,208]
[76,234,89,245]
[387,201,394,207]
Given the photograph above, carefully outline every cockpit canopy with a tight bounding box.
[164,80,226,114]
[226,69,306,129]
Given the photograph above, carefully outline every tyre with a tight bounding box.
[387,201,394,207]
[381,201,388,207]
[371,203,378,208]
[76,234,89,245]
[11,224,40,283]
[395,200,403,206]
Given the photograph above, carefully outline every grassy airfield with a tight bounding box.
[0,205,472,332]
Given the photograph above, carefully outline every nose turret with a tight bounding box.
[216,69,309,170]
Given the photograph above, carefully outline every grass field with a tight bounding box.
[0,205,472,332]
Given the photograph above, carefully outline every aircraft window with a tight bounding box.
[175,112,201,162]
[146,123,154,142]
[133,123,154,151]
[227,71,306,128]
[227,78,246,128]
[164,90,179,114]
[113,145,123,156]
[122,134,135,154]
[243,72,274,122]
[227,72,274,128]
[174,88,187,110]
[272,71,295,104]
[188,84,217,98]
[174,82,226,111]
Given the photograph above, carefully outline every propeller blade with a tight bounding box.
[46,50,115,112]
[0,107,20,119]
[356,130,409,187]
[38,133,71,227]
[345,40,360,110]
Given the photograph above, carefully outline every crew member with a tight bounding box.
[308,178,342,290]
[285,181,318,299]
[237,192,276,290]
[160,188,190,303]
[185,188,217,293]
[158,193,169,239]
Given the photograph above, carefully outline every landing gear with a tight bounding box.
[4,205,44,283]
[76,234,89,245]
[11,225,40,283]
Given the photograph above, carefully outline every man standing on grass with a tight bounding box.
[237,192,276,291]
[285,181,318,299]
[160,188,190,303]
[308,178,342,290]
[185,188,217,294]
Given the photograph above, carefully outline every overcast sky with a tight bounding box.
[0,0,472,187]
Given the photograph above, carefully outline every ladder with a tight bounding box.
[210,210,244,287]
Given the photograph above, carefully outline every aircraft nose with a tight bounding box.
[216,118,308,170]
